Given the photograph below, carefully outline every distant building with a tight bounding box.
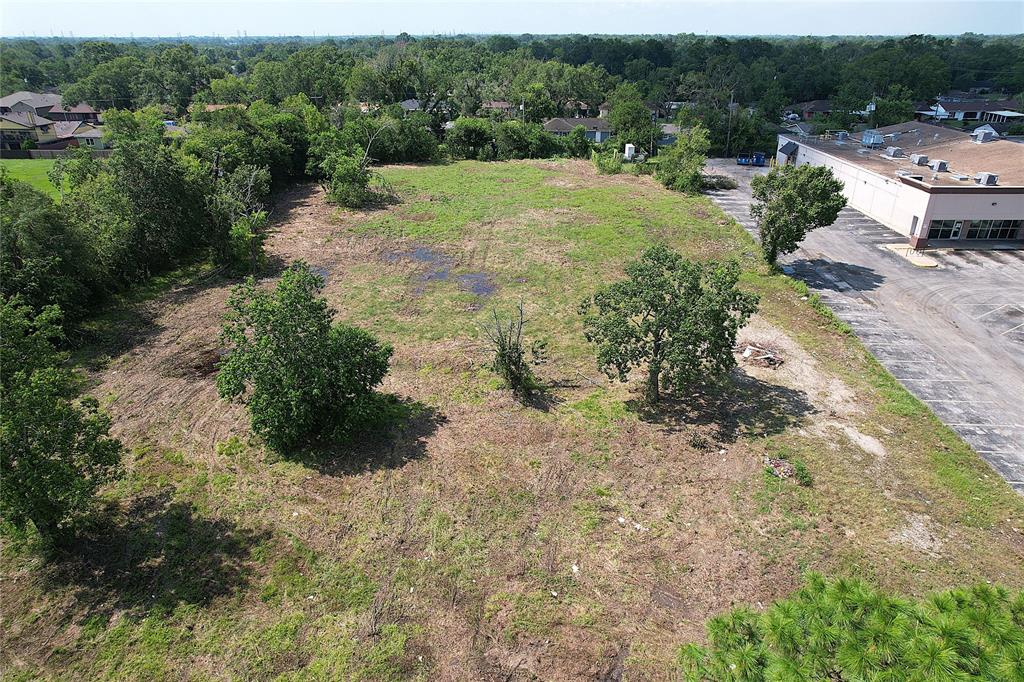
[0,112,57,150]
[0,91,99,122]
[46,121,107,150]
[480,100,514,118]
[786,100,834,121]
[917,99,1021,123]
[398,98,421,113]
[775,121,1023,248]
[659,123,680,146]
[542,117,612,143]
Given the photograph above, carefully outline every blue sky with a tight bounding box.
[1,0,1022,38]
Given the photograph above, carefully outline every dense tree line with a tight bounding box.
[3,33,1021,156]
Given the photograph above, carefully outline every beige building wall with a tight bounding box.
[777,136,1024,243]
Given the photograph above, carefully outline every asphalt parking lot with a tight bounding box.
[705,158,1024,492]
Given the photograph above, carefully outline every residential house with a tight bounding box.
[0,111,57,150]
[0,91,100,122]
[917,99,1021,123]
[786,99,834,121]
[399,98,421,113]
[542,117,611,143]
[42,120,107,150]
[659,123,680,146]
[597,102,611,118]
[480,100,514,118]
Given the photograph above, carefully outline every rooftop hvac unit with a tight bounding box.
[974,172,999,186]
[856,148,871,155]
[885,146,904,157]
[861,129,884,147]
[910,154,929,166]
[929,159,948,172]
[950,173,970,181]
[836,131,849,140]
[973,129,996,143]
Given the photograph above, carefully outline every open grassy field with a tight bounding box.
[3,159,1023,680]
[0,158,58,198]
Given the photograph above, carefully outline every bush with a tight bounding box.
[591,147,623,175]
[679,574,1024,681]
[484,301,547,398]
[0,298,123,543]
[227,210,269,274]
[564,125,592,158]
[445,117,494,160]
[217,261,392,453]
[321,153,373,207]
[792,459,813,487]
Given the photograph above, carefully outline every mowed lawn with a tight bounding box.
[3,160,1023,680]
[1,158,58,198]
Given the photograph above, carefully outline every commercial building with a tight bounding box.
[775,122,1023,248]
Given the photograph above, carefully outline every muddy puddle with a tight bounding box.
[385,245,496,296]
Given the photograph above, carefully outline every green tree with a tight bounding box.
[484,301,548,399]
[751,164,847,265]
[0,170,99,318]
[320,153,373,207]
[655,123,710,193]
[0,298,123,542]
[679,574,1024,682]
[579,246,758,404]
[217,262,393,453]
[871,84,915,128]
[608,83,660,154]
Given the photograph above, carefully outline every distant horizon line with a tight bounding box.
[4,31,1023,39]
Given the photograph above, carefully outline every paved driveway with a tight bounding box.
[705,159,1024,492]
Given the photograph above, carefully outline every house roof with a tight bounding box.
[790,99,833,113]
[0,112,54,128]
[74,128,104,139]
[63,101,99,114]
[937,100,1020,113]
[543,117,611,134]
[660,123,680,135]
[53,121,86,138]
[399,98,421,111]
[482,100,512,109]
[0,91,62,111]
[782,121,1024,187]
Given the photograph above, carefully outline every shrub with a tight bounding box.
[0,298,123,543]
[321,153,373,207]
[564,125,592,158]
[792,459,813,487]
[227,210,269,274]
[483,301,548,398]
[679,574,1024,681]
[217,261,392,452]
[445,117,494,160]
[591,147,623,175]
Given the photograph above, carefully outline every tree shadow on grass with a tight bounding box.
[299,394,447,476]
[42,489,269,618]
[631,368,817,443]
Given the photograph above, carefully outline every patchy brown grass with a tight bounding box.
[3,160,1023,681]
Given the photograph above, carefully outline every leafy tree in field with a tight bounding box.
[751,164,847,265]
[757,80,787,123]
[679,573,1024,682]
[217,262,393,453]
[655,123,710,193]
[580,246,758,404]
[0,298,123,543]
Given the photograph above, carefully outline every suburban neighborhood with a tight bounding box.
[1,8,1023,681]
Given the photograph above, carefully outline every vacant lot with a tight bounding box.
[3,160,1023,680]
[0,158,58,197]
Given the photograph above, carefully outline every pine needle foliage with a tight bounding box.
[679,574,1024,681]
